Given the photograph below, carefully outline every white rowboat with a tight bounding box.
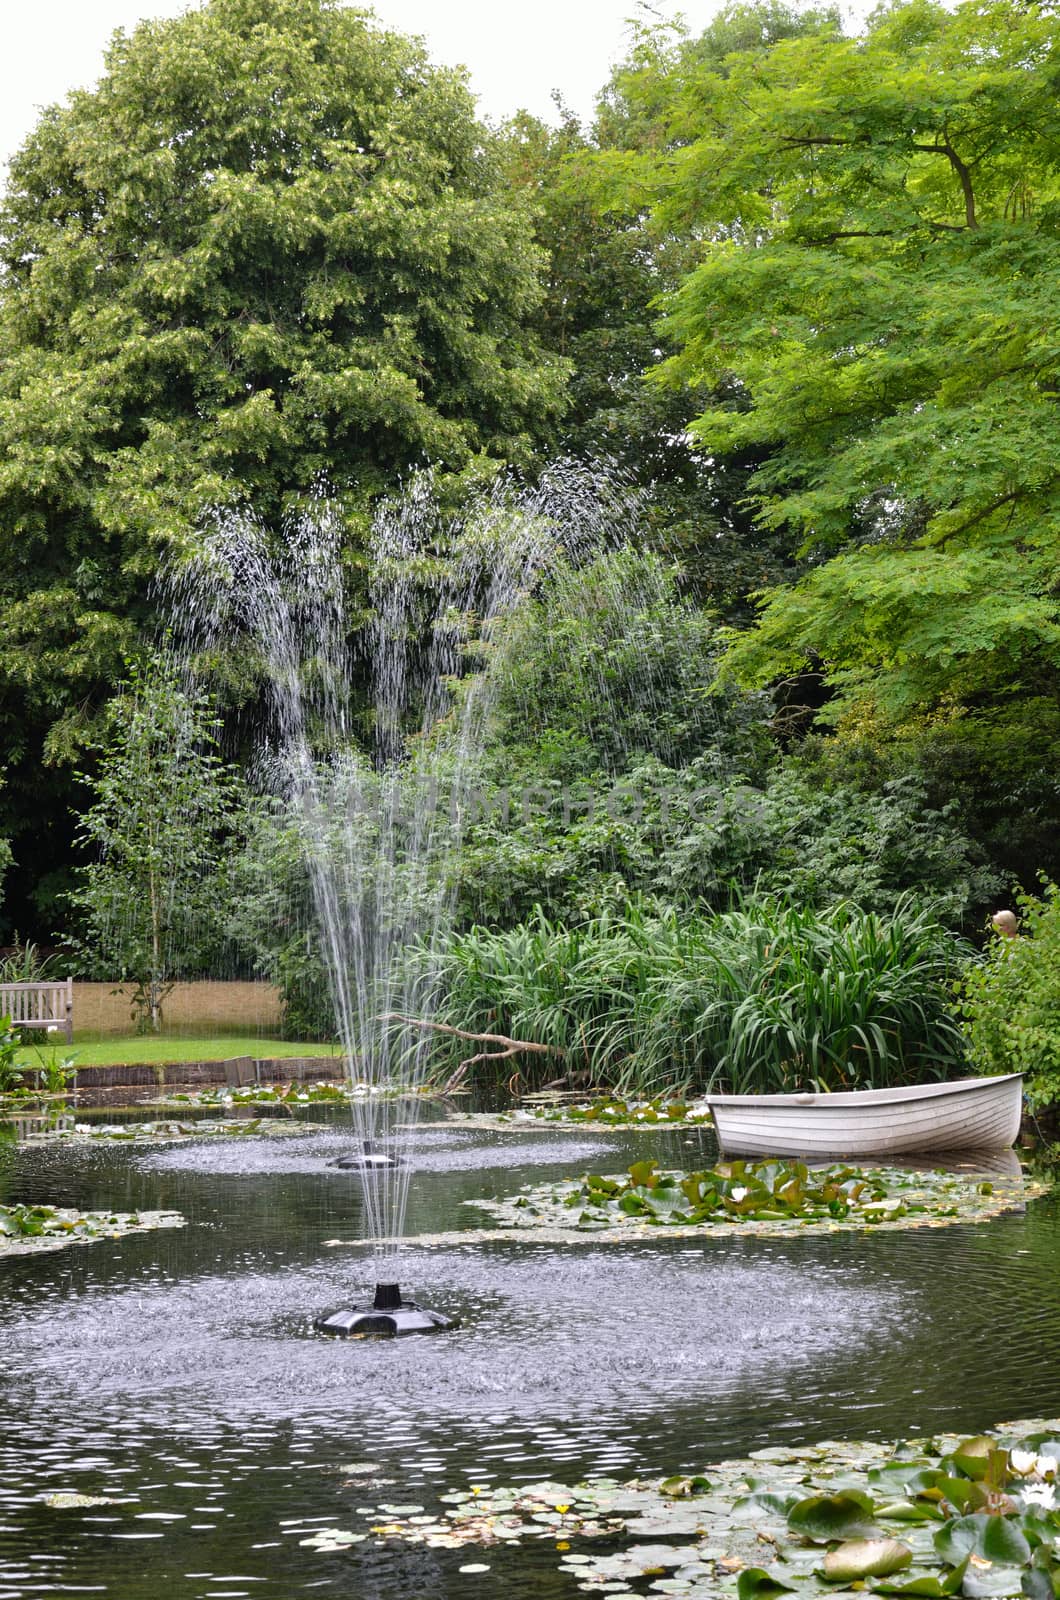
[706,1073,1024,1159]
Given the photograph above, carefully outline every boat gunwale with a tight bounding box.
[705,1072,1023,1112]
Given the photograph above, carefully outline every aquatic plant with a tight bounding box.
[525,1095,710,1126]
[155,1082,433,1109]
[571,1158,906,1227]
[17,1119,313,1145]
[0,1203,184,1252]
[466,1158,1039,1241]
[329,1420,1060,1599]
[429,896,968,1096]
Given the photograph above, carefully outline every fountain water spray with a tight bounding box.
[170,465,642,1334]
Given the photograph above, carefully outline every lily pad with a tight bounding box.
[934,1515,1032,1567]
[788,1490,880,1543]
[738,1567,799,1598]
[872,1556,970,1595]
[952,1440,998,1482]
[821,1539,914,1581]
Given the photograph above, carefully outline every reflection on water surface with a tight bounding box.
[1,1109,1058,1599]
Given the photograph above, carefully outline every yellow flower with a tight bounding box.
[555,1541,570,1551]
[555,1504,570,1514]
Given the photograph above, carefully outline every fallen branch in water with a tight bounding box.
[376,1013,565,1075]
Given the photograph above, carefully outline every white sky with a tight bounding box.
[0,0,736,175]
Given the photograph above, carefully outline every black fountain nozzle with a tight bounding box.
[315,1281,458,1337]
[329,1138,403,1172]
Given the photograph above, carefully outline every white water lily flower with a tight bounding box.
[1037,1454,1059,1480]
[1010,1449,1038,1475]
[730,1186,749,1202]
[1021,1484,1057,1510]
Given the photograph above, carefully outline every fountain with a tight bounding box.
[170,465,639,1333]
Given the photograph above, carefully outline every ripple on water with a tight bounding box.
[133,1130,620,1175]
[1,1129,1058,1600]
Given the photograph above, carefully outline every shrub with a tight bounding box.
[452,759,999,931]
[957,883,1060,1113]
[0,1015,23,1094]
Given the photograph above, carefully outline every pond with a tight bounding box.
[0,1106,1058,1600]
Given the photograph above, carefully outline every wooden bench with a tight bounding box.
[0,978,74,1043]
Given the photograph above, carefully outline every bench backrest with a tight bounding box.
[0,978,74,1039]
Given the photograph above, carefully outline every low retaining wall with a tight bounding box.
[71,1057,341,1088]
[72,980,284,1036]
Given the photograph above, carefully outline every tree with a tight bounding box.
[0,0,567,931]
[497,59,802,622]
[646,0,1060,736]
[68,661,242,1029]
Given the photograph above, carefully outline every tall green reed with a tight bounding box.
[424,895,969,1096]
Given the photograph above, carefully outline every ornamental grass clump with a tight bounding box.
[429,895,967,1095]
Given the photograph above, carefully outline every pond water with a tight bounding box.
[1,1107,1058,1600]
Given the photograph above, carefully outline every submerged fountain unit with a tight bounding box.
[315,1281,458,1337]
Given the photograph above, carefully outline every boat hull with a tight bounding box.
[706,1074,1024,1159]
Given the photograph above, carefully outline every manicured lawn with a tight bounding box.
[15,1034,341,1069]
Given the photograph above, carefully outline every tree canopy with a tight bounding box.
[0,0,569,930]
[621,0,1060,733]
[0,0,565,762]
[1,0,1056,947]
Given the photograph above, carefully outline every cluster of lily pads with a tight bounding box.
[17,1117,314,1145]
[156,1083,348,1108]
[307,1422,1060,1598]
[525,1096,713,1127]
[154,1081,433,1109]
[471,1158,1021,1236]
[0,1201,184,1253]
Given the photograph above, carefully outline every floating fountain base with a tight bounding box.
[329,1151,403,1172]
[315,1282,457,1337]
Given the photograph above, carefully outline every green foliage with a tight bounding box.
[656,767,1002,927]
[484,546,770,778]
[0,837,12,912]
[0,1016,23,1093]
[613,0,1060,735]
[67,659,243,1029]
[454,756,998,930]
[0,782,15,928]
[569,1158,902,1228]
[783,710,1060,921]
[428,896,968,1096]
[437,544,998,929]
[0,938,60,985]
[224,794,337,1040]
[496,103,796,621]
[957,884,1060,1112]
[0,0,566,915]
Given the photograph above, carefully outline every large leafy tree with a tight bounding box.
[648,0,1060,739]
[0,0,566,931]
[497,18,826,621]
